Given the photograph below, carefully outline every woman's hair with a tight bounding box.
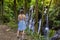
[19,9,24,14]
[19,8,24,14]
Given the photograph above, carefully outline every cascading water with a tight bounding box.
[44,7,49,40]
[38,19,42,34]
[29,5,34,32]
[26,13,29,26]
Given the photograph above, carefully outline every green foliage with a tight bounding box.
[7,21,17,30]
[49,30,56,37]
[3,14,10,23]
[25,27,45,40]
[49,7,60,27]
[54,21,60,26]
[17,0,24,10]
[30,0,35,5]
[0,0,60,39]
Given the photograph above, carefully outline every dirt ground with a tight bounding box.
[0,25,19,40]
[0,25,32,40]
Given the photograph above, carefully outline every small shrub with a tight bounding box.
[7,21,18,30]
[25,27,45,40]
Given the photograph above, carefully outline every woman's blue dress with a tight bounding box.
[18,19,26,31]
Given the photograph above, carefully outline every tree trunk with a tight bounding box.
[0,1,1,24]
[0,0,3,24]
[24,0,27,14]
[2,0,3,24]
[14,0,17,23]
[34,0,38,32]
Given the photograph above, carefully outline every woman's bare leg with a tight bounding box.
[17,30,19,37]
[22,31,25,39]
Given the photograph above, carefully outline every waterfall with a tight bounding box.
[38,19,42,34]
[44,7,49,40]
[29,18,34,32]
[26,13,29,26]
[28,5,34,32]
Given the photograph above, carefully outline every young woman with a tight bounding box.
[17,9,26,39]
